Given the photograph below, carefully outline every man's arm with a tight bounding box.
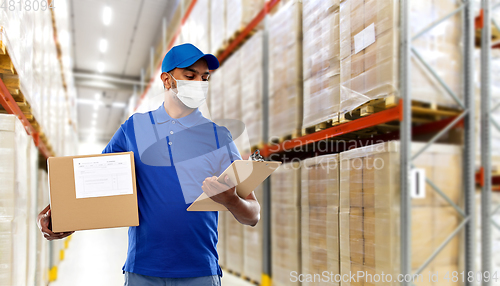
[201,175,260,226]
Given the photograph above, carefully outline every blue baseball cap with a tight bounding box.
[161,43,220,73]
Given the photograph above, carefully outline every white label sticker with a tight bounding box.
[354,23,376,54]
[363,23,376,49]
[354,30,365,54]
[73,154,134,199]
[411,168,426,199]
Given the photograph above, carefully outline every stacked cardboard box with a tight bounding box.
[243,185,264,283]
[222,51,250,153]
[339,0,399,117]
[337,0,463,119]
[182,0,210,54]
[268,0,303,140]
[301,154,340,286]
[226,211,244,275]
[0,114,17,285]
[271,162,301,286]
[217,211,227,268]
[209,65,224,121]
[26,136,39,285]
[302,0,341,128]
[35,170,50,286]
[240,30,264,151]
[0,5,78,157]
[339,141,462,286]
[0,114,30,285]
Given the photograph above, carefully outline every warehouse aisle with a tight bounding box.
[49,227,254,286]
[49,227,128,286]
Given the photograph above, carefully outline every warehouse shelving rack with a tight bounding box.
[0,7,74,159]
[479,0,500,284]
[136,0,481,285]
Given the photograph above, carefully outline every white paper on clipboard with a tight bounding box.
[187,160,282,211]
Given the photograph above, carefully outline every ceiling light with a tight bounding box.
[97,62,104,73]
[94,93,101,100]
[112,102,127,108]
[103,6,112,26]
[99,38,108,53]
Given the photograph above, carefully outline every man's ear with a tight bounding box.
[161,72,171,90]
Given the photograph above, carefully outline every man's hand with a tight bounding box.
[201,175,260,226]
[37,204,74,241]
[201,175,239,207]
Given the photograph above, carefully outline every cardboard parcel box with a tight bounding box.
[48,152,139,232]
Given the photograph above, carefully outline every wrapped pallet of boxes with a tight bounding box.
[225,0,265,41]
[0,114,31,286]
[222,51,241,126]
[182,0,209,54]
[35,170,50,286]
[0,114,17,285]
[226,211,244,275]
[301,154,340,286]
[268,0,303,141]
[209,64,224,120]
[217,211,227,268]
[210,0,226,54]
[271,162,301,286]
[339,141,462,286]
[302,0,341,129]
[222,51,250,153]
[338,0,463,120]
[240,30,264,152]
[26,139,39,285]
[242,185,264,283]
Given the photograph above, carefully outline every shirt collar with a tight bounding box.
[153,103,202,128]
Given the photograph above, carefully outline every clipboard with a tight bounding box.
[187,153,282,211]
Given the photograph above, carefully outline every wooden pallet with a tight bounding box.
[339,95,398,124]
[269,129,301,145]
[242,275,260,285]
[301,114,340,136]
[338,95,462,124]
[225,269,260,285]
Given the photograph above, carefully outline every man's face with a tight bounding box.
[161,58,210,89]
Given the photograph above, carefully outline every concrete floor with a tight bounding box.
[49,227,254,286]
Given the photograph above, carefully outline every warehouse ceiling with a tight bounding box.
[71,0,179,144]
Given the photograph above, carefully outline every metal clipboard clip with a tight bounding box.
[248,150,264,162]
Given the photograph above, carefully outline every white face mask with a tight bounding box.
[169,73,209,109]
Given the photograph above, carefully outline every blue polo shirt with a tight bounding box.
[102,103,242,278]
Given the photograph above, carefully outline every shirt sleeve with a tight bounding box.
[215,127,242,177]
[102,125,128,154]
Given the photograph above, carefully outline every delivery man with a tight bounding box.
[37,43,260,286]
